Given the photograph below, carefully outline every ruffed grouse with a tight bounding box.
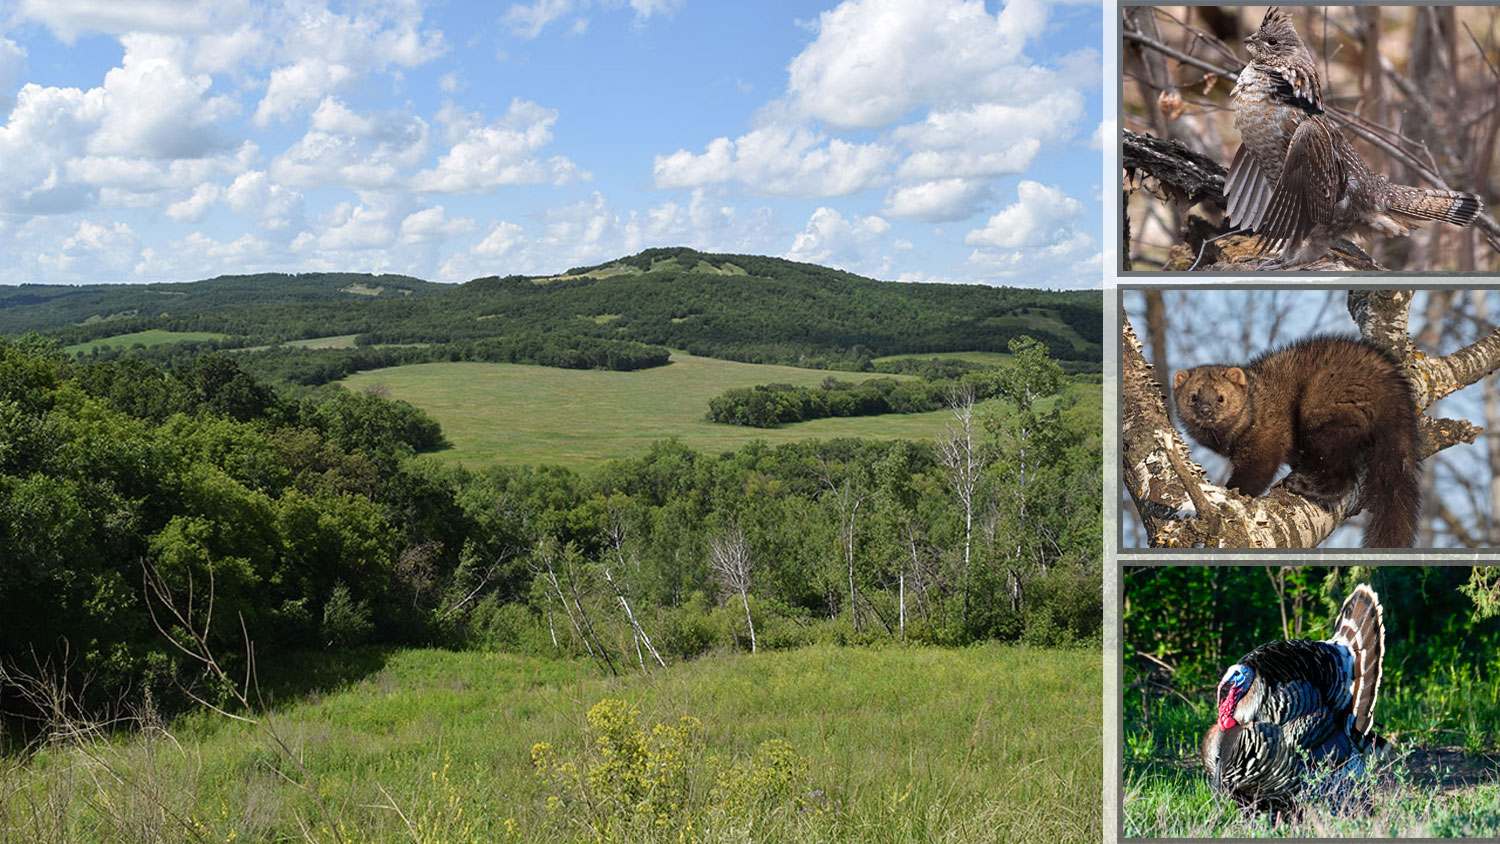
[1225,8,1483,268]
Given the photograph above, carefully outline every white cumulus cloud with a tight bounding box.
[272,98,431,190]
[17,0,235,41]
[88,34,238,160]
[411,99,585,192]
[253,2,446,125]
[882,178,987,222]
[784,0,1050,129]
[166,182,221,222]
[653,125,891,197]
[966,181,1085,249]
[399,205,476,243]
[785,206,892,271]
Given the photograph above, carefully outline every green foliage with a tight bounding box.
[704,365,1059,427]
[312,388,447,455]
[321,582,373,648]
[0,327,1100,721]
[0,336,454,714]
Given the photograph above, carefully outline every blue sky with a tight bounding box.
[0,0,1104,287]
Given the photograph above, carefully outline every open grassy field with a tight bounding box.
[873,350,1013,366]
[63,329,228,355]
[342,353,969,467]
[1,644,1101,843]
[283,333,359,349]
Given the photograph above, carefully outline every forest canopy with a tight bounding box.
[0,330,1102,721]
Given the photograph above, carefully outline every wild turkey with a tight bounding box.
[1200,584,1385,811]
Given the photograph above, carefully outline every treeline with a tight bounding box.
[708,373,1009,428]
[85,332,673,386]
[6,272,440,339]
[707,338,1084,428]
[707,377,960,427]
[0,334,1101,722]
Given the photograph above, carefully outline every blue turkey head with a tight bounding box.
[1217,664,1255,730]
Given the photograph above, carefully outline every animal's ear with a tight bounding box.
[1173,370,1188,390]
[1226,367,1247,387]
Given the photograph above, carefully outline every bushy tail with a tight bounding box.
[1362,395,1421,547]
[1330,584,1385,736]
[1387,184,1483,227]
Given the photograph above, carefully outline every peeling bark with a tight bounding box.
[1122,291,1490,548]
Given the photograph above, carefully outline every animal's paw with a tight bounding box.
[1281,472,1341,509]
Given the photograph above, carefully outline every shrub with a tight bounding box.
[531,698,812,841]
[321,582,373,648]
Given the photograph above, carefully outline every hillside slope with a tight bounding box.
[0,272,441,335]
[3,249,1101,371]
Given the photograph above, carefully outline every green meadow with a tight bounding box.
[873,350,1014,366]
[3,644,1101,843]
[64,329,228,355]
[342,353,965,467]
[283,333,360,349]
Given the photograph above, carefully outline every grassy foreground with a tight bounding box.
[1,644,1101,843]
[341,353,954,467]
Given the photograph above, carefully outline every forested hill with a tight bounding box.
[2,248,1101,375]
[0,272,441,335]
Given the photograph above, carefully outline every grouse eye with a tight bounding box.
[1217,396,1224,403]
[1266,37,1278,46]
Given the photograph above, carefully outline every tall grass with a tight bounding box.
[2,643,1101,842]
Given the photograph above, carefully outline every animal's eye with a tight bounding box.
[1217,396,1224,403]
[1266,38,1278,46]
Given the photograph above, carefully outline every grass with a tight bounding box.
[283,334,359,349]
[1123,661,1500,837]
[63,329,228,356]
[341,353,964,467]
[1,644,1101,843]
[872,351,1014,366]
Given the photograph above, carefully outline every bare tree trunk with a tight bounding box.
[603,510,666,669]
[937,385,986,620]
[739,587,757,654]
[709,526,758,654]
[547,601,558,649]
[608,573,665,669]
[899,571,906,642]
[818,460,870,634]
[535,541,616,676]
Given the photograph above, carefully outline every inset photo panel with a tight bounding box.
[1121,288,1499,549]
[1121,5,1498,274]
[1122,565,1500,838]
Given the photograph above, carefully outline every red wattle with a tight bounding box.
[1218,714,1237,731]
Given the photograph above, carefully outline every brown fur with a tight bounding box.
[1172,336,1421,547]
